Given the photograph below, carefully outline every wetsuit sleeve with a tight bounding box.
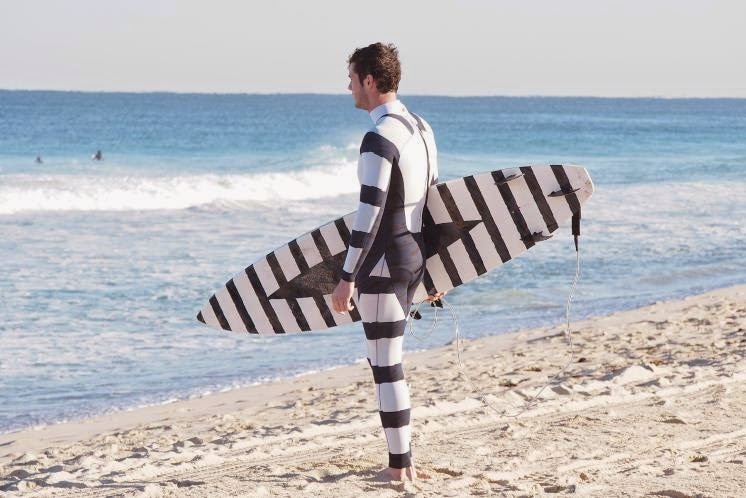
[340,131,397,282]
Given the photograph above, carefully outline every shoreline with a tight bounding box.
[2,284,745,496]
[2,280,736,439]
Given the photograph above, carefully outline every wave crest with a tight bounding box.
[0,163,358,214]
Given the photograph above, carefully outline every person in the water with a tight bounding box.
[92,150,103,161]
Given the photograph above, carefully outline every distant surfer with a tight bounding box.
[92,150,103,161]
[331,43,442,482]
[35,156,43,164]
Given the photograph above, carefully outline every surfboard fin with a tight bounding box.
[521,231,552,243]
[494,172,524,185]
[572,209,581,251]
[549,187,581,197]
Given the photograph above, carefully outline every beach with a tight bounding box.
[2,284,744,497]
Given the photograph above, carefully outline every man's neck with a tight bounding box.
[365,92,397,112]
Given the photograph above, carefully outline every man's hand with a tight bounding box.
[425,291,445,303]
[332,280,356,314]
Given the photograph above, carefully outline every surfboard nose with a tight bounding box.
[196,311,205,324]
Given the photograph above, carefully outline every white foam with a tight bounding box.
[0,162,358,214]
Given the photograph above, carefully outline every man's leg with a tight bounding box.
[357,282,412,469]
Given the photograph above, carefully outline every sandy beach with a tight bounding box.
[1,285,744,497]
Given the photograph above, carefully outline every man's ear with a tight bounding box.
[363,74,375,89]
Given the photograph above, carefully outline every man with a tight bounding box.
[331,42,441,482]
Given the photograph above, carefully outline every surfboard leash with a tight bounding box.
[408,209,582,418]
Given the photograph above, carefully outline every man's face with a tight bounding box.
[347,64,367,110]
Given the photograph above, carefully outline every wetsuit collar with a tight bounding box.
[369,99,406,124]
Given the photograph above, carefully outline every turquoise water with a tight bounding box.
[1,91,744,432]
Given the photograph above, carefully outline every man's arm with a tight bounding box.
[339,131,396,282]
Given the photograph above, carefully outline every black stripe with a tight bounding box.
[196,311,205,324]
[363,320,406,340]
[410,112,426,131]
[437,184,464,223]
[349,229,366,248]
[266,253,310,331]
[379,409,410,429]
[463,176,511,263]
[431,190,463,287]
[349,304,362,322]
[381,113,414,135]
[209,295,231,331]
[311,229,332,259]
[226,280,257,333]
[360,184,387,207]
[371,364,405,384]
[520,167,559,233]
[360,132,399,163]
[245,265,285,334]
[287,239,310,273]
[437,183,487,276]
[492,170,535,249]
[423,270,437,295]
[335,218,351,246]
[312,295,337,328]
[388,450,412,469]
[286,298,311,331]
[550,165,581,214]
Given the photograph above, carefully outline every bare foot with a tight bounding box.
[376,465,430,482]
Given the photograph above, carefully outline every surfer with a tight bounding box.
[35,156,43,164]
[331,42,442,482]
[92,150,103,161]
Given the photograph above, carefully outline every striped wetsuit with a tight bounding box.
[341,100,438,469]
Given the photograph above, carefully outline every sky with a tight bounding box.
[1,0,744,97]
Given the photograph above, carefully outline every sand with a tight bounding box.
[1,285,744,497]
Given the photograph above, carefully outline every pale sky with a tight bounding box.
[1,0,744,97]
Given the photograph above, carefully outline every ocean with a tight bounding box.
[1,91,744,433]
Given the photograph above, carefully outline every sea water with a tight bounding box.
[1,92,744,433]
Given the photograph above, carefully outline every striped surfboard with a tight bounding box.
[197,164,594,335]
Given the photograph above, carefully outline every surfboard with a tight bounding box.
[197,164,594,335]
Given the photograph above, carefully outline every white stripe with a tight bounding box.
[342,246,362,273]
[352,203,381,233]
[200,302,221,329]
[378,380,411,412]
[447,239,479,283]
[369,254,390,278]
[274,245,301,281]
[426,254,454,293]
[383,426,411,454]
[343,213,354,231]
[511,176,550,235]
[358,293,406,322]
[233,270,272,333]
[269,299,301,333]
[320,221,346,255]
[411,282,428,304]
[253,258,280,296]
[296,297,327,331]
[358,152,392,189]
[215,287,248,333]
[296,233,323,267]
[474,173,525,259]
[426,187,452,224]
[367,336,404,367]
[469,222,502,270]
[447,180,480,220]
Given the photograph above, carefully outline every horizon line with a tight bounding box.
[2,88,746,100]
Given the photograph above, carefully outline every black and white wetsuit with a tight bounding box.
[341,100,438,469]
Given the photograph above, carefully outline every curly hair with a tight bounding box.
[347,42,401,94]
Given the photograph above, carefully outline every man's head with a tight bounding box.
[347,42,401,111]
